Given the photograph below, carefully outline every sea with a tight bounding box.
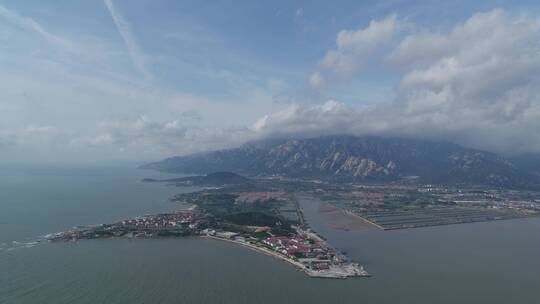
[1,164,539,304]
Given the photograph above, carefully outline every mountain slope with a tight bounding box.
[143,135,536,188]
[510,153,540,178]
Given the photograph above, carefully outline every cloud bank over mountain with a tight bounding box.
[2,3,540,161]
[256,9,540,154]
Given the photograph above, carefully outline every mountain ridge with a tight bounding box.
[142,135,539,189]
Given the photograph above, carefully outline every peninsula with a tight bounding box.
[48,171,540,279]
[47,172,369,279]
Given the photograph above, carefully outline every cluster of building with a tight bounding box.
[262,236,336,270]
[492,200,540,212]
[47,211,206,241]
[118,211,203,230]
[201,229,240,239]
[335,183,540,217]
[432,188,540,213]
[199,228,368,277]
[46,208,370,278]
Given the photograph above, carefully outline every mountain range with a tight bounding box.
[142,135,540,189]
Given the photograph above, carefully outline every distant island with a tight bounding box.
[142,171,250,186]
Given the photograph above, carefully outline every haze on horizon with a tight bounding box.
[2,0,540,163]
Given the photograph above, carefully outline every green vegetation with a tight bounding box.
[224,212,282,227]
[176,192,238,215]
[172,179,302,238]
[172,173,540,233]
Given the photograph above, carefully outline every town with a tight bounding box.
[319,183,540,230]
[46,209,369,279]
[46,211,206,241]
[47,173,540,280]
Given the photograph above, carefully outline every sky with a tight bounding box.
[1,0,540,163]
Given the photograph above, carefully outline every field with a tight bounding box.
[356,207,522,230]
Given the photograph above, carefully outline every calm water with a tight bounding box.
[1,165,539,303]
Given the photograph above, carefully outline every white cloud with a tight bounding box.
[104,0,152,80]
[0,124,69,150]
[259,9,540,154]
[0,5,73,51]
[70,116,253,157]
[308,72,324,90]
[0,4,114,64]
[4,5,540,161]
[385,32,452,67]
[0,2,289,161]
[252,100,376,138]
[314,14,397,82]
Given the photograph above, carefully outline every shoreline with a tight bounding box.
[201,235,307,270]
[202,234,370,279]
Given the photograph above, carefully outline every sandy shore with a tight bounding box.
[202,235,369,279]
[201,235,306,270]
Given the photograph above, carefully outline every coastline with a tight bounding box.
[202,234,370,279]
[201,235,307,270]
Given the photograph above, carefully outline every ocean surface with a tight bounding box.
[1,164,539,304]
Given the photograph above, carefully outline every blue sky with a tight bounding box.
[2,0,540,162]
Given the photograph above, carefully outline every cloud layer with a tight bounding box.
[309,14,397,90]
[3,5,540,161]
[104,0,152,79]
[259,9,540,154]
